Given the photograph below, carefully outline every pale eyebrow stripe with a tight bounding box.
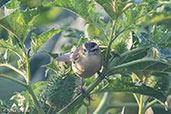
[90,45,98,50]
[82,44,86,49]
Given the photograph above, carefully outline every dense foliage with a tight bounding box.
[0,0,171,114]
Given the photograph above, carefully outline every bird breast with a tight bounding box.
[72,54,102,78]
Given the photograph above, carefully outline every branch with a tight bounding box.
[19,40,45,114]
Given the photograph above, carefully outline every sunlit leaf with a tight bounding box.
[44,0,98,23]
[145,74,169,92]
[31,81,47,96]
[43,59,70,77]
[6,0,21,9]
[0,39,23,58]
[150,13,171,24]
[95,0,130,19]
[10,81,47,113]
[95,0,115,19]
[87,23,101,37]
[0,9,39,41]
[111,30,132,54]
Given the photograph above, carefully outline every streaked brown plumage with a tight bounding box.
[56,42,102,78]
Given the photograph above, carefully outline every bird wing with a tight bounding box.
[70,48,81,63]
[55,52,72,62]
[55,47,81,63]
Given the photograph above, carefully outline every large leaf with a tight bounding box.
[105,45,171,76]
[95,0,115,19]
[31,28,64,55]
[97,76,167,103]
[44,0,98,23]
[135,26,171,48]
[0,9,39,41]
[0,39,23,58]
[5,0,21,9]
[95,0,130,19]
[108,58,171,76]
[105,46,151,72]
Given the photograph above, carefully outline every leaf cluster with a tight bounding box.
[0,0,171,114]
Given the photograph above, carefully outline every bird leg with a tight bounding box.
[80,77,87,97]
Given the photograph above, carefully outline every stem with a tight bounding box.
[0,63,25,78]
[105,19,117,67]
[93,92,112,114]
[24,100,30,114]
[19,41,45,114]
[27,85,45,114]
[20,42,31,85]
[0,74,27,87]
[56,75,104,114]
[138,95,144,114]
[143,99,158,114]
[133,93,140,105]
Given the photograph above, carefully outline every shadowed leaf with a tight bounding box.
[97,76,167,103]
[31,28,64,55]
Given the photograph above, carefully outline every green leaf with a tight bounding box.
[95,0,130,19]
[44,0,98,22]
[150,13,171,24]
[104,46,151,75]
[145,75,169,92]
[45,60,60,73]
[0,99,9,112]
[43,59,70,77]
[151,26,171,48]
[31,81,47,96]
[10,81,47,113]
[97,76,167,103]
[45,51,59,59]
[87,23,101,37]
[0,9,39,41]
[119,46,151,64]
[31,28,64,55]
[0,39,23,58]
[111,30,132,54]
[95,0,115,19]
[108,58,171,76]
[6,0,21,9]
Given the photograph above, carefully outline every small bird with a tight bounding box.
[56,42,102,78]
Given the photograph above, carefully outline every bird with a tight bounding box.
[56,42,102,78]
[55,42,102,87]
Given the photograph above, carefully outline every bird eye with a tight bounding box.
[83,49,87,52]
